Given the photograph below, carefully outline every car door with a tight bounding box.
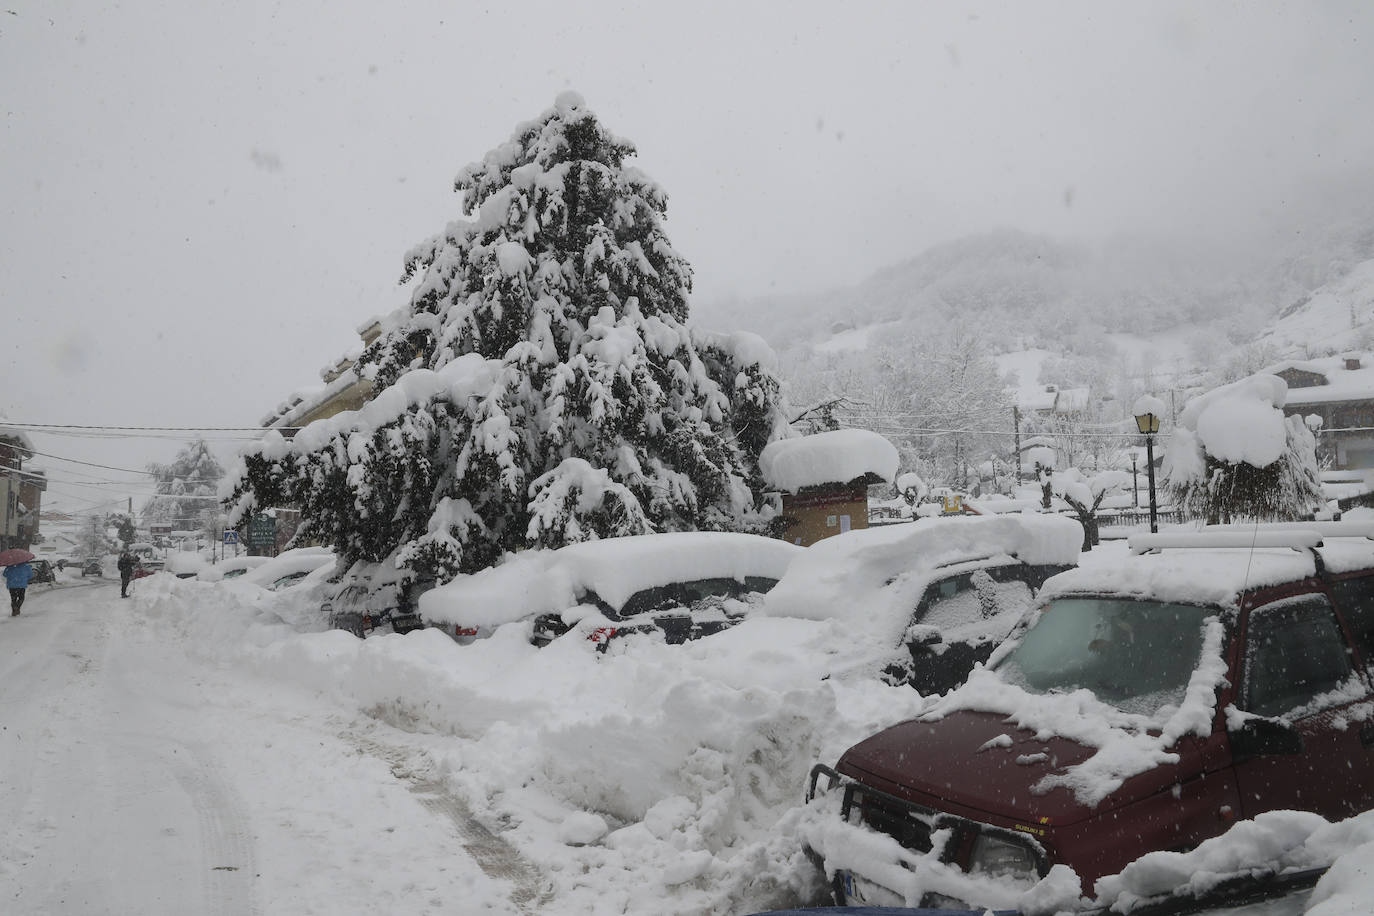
[1231,592,1374,820]
[905,565,1042,695]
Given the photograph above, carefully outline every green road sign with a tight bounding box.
[245,514,277,548]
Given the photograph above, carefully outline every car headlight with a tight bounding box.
[967,832,1039,881]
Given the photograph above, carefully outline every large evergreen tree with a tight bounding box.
[145,438,226,529]
[225,93,790,578]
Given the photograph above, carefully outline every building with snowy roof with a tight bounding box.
[0,415,45,550]
[759,428,899,546]
[1264,352,1374,470]
[259,315,388,434]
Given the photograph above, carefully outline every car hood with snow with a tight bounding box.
[834,706,1208,827]
[418,531,802,630]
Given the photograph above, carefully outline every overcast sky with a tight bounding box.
[3,1,1373,514]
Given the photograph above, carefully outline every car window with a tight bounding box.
[996,598,1214,716]
[1242,595,1354,719]
[918,570,1035,633]
[615,577,778,618]
[271,571,308,590]
[1326,575,1374,671]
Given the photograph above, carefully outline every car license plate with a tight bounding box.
[840,869,905,907]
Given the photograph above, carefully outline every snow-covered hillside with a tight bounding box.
[1254,258,1374,358]
[694,188,1374,397]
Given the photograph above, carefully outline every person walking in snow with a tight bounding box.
[118,550,137,598]
[4,560,34,615]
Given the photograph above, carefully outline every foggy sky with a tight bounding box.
[3,0,1373,513]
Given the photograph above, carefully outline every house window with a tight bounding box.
[1333,405,1374,429]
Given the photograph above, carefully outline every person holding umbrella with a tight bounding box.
[0,547,36,616]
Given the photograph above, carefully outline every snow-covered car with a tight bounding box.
[196,555,271,582]
[323,562,435,638]
[164,552,208,579]
[419,532,803,648]
[81,557,103,577]
[757,512,1082,693]
[805,523,1374,910]
[231,547,336,591]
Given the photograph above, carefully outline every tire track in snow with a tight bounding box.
[166,748,261,916]
[340,722,552,912]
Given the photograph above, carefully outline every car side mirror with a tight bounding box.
[906,624,943,648]
[1229,716,1303,760]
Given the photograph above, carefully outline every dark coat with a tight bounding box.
[117,554,136,575]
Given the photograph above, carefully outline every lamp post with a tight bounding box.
[1131,454,1139,509]
[1133,395,1165,534]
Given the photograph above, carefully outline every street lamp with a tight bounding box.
[1131,454,1139,509]
[1133,395,1166,534]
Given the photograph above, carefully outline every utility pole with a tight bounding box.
[1012,405,1023,485]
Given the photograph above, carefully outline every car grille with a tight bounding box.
[853,789,936,854]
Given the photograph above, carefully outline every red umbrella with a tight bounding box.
[0,548,36,566]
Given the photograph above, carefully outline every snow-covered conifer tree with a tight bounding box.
[224,93,790,577]
[145,438,226,529]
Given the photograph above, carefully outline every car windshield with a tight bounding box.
[994,598,1214,716]
[611,576,777,619]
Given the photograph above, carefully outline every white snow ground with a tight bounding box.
[2,555,1373,915]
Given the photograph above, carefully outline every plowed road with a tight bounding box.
[0,579,526,915]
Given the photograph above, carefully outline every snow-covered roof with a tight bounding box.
[759,429,898,493]
[265,368,366,430]
[1261,351,1374,407]
[1054,386,1090,413]
[0,411,35,452]
[420,532,803,627]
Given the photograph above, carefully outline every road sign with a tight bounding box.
[223,530,239,545]
[245,514,276,548]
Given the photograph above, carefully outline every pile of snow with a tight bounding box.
[1172,375,1289,469]
[122,542,1374,914]
[419,532,801,628]
[131,572,923,913]
[758,429,898,493]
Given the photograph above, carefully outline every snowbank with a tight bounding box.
[122,543,1374,915]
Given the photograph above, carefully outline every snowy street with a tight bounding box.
[0,578,519,916]
[3,564,1373,916]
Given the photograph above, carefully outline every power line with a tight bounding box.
[4,421,290,435]
[21,448,156,475]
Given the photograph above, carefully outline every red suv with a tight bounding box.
[805,524,1374,910]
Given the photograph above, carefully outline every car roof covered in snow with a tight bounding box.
[1039,535,1374,608]
[758,512,1083,626]
[419,532,803,628]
